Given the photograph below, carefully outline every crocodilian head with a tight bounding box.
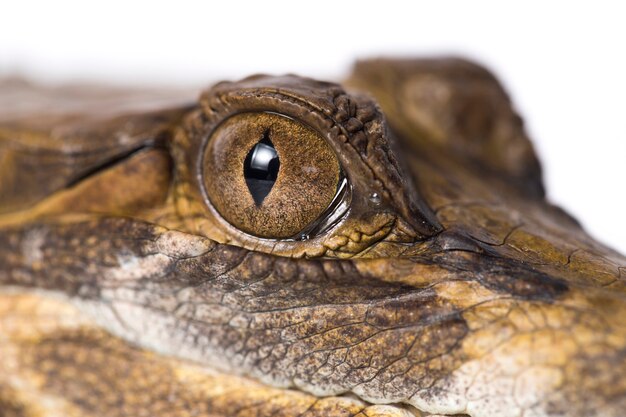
[0,59,625,417]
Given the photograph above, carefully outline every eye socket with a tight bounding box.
[202,112,344,239]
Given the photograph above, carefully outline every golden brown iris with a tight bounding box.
[202,112,341,239]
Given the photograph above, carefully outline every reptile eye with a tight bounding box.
[202,112,346,239]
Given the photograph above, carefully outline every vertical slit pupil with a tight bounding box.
[243,131,280,206]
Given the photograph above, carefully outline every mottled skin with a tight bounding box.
[0,59,625,417]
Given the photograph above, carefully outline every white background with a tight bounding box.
[2,0,625,253]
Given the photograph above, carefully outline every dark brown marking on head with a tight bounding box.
[428,250,570,301]
[0,385,31,417]
[19,328,214,417]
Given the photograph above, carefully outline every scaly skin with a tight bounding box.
[0,58,624,417]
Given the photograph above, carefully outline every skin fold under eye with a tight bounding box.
[202,112,341,239]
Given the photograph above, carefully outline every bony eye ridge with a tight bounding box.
[203,112,343,240]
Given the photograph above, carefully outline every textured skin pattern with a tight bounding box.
[174,74,440,258]
[0,294,416,417]
[1,59,625,416]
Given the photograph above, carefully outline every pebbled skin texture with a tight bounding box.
[0,58,625,417]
